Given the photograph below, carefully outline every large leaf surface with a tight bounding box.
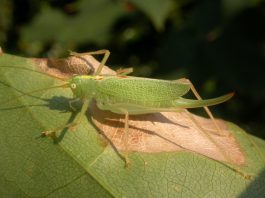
[20,0,125,55]
[0,53,265,197]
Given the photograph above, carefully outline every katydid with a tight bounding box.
[0,50,251,179]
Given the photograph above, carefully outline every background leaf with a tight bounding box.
[222,0,263,17]
[127,0,175,30]
[1,53,265,197]
[20,0,126,55]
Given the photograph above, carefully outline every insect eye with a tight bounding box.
[71,83,77,89]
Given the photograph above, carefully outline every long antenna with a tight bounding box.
[0,83,69,106]
[0,66,67,81]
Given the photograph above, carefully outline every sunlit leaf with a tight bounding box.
[0,53,265,197]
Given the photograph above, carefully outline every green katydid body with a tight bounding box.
[69,75,233,115]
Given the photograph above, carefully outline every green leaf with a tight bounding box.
[20,0,125,55]
[128,0,175,30]
[1,53,265,197]
[222,0,263,18]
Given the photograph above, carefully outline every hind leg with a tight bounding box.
[69,50,110,75]
[175,78,227,136]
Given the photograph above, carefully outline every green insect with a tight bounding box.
[0,50,250,178]
[63,51,234,163]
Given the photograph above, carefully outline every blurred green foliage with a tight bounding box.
[0,0,264,139]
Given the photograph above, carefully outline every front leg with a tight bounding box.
[69,98,80,112]
[42,99,90,137]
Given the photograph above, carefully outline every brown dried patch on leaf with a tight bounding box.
[90,103,245,166]
[29,53,115,78]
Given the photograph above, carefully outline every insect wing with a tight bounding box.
[97,76,190,103]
